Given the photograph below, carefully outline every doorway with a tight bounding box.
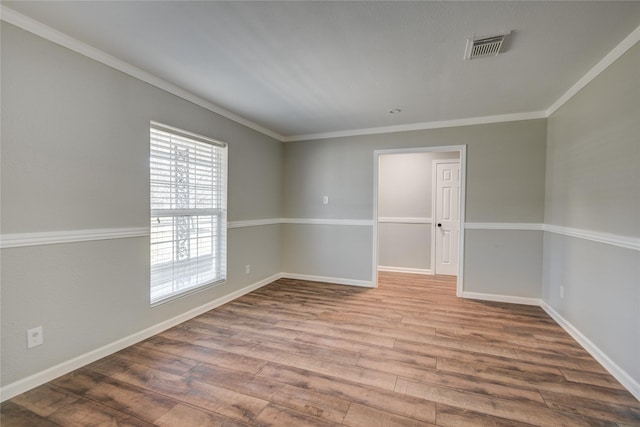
[373,146,466,296]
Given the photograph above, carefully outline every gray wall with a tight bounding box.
[0,23,282,386]
[282,119,547,296]
[377,151,458,271]
[543,43,640,384]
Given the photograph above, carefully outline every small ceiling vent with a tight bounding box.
[464,32,511,60]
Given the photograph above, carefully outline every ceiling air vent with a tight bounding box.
[464,32,511,60]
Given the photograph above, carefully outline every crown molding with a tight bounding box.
[283,111,547,142]
[0,5,286,142]
[546,24,640,116]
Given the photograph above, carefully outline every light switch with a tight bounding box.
[322,195,329,205]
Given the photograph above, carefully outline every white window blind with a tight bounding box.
[150,123,227,304]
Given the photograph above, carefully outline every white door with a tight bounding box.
[434,162,460,275]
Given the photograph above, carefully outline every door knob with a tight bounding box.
[437,223,442,227]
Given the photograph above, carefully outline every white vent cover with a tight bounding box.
[464,32,511,60]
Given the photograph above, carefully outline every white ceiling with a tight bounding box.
[4,1,640,140]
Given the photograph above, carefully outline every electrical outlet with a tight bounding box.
[245,264,251,274]
[559,286,565,299]
[27,326,43,349]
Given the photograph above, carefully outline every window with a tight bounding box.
[149,122,227,304]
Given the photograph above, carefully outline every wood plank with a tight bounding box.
[356,356,546,406]
[395,377,609,426]
[87,357,193,397]
[158,325,256,355]
[0,401,60,427]
[48,396,156,426]
[247,350,398,391]
[114,344,200,375]
[257,363,437,424]
[435,404,536,427]
[181,381,269,424]
[9,383,79,417]
[189,362,351,423]
[434,327,592,359]
[141,336,266,374]
[275,318,396,347]
[253,403,339,427]
[343,403,436,427]
[436,356,638,407]
[230,329,362,365]
[560,367,627,390]
[540,390,640,425]
[514,348,609,373]
[153,403,252,427]
[52,369,176,423]
[397,332,520,359]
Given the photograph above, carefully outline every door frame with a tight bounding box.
[373,145,467,297]
[432,159,461,276]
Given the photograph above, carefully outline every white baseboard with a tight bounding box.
[280,272,375,288]
[462,291,542,306]
[0,273,281,402]
[540,301,640,401]
[378,266,433,275]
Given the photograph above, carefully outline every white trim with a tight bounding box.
[281,218,373,227]
[0,273,282,402]
[462,292,542,307]
[464,222,544,231]
[540,301,640,401]
[281,272,374,288]
[543,224,640,251]
[0,227,149,249]
[0,219,372,249]
[372,152,381,289]
[5,222,635,251]
[0,5,285,142]
[546,24,640,116]
[377,266,433,275]
[377,217,432,224]
[431,161,438,277]
[457,148,467,297]
[228,218,281,229]
[285,111,547,142]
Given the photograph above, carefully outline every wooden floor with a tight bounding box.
[2,272,639,426]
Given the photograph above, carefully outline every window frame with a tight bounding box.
[149,121,228,306]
